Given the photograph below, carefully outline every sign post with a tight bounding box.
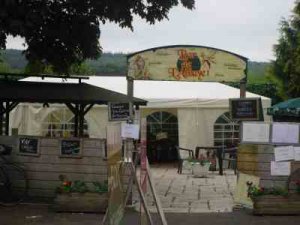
[106,123,124,225]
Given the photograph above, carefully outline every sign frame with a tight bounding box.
[229,97,261,121]
[108,102,130,121]
[127,45,248,82]
[59,138,82,158]
[18,136,40,156]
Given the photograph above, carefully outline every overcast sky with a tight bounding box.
[6,0,296,62]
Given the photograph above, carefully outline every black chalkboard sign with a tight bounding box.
[229,98,261,121]
[108,103,130,121]
[60,139,81,157]
[19,137,39,156]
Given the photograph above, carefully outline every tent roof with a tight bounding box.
[22,76,271,108]
[0,80,147,105]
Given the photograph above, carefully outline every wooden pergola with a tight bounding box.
[0,75,146,137]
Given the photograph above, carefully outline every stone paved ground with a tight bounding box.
[134,163,236,213]
[1,204,300,225]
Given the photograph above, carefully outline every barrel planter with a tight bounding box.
[53,192,108,213]
[252,194,300,215]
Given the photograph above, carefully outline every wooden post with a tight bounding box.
[240,79,246,98]
[5,102,9,135]
[127,77,134,123]
[240,63,248,98]
[74,104,79,137]
[0,102,3,135]
[79,104,85,137]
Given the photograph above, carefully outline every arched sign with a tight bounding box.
[127,45,248,82]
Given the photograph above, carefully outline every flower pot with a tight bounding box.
[252,194,300,215]
[192,162,211,178]
[53,192,108,213]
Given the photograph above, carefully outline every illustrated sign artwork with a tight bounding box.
[109,103,130,121]
[127,46,247,82]
[106,123,124,225]
[19,137,39,156]
[60,139,81,157]
[229,98,260,120]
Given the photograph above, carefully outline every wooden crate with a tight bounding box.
[253,194,300,215]
[53,192,108,213]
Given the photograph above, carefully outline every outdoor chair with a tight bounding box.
[221,147,238,174]
[176,146,195,174]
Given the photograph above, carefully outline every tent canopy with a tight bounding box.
[23,76,271,108]
[267,98,300,117]
[0,80,146,105]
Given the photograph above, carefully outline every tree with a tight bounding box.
[0,0,195,75]
[270,1,300,99]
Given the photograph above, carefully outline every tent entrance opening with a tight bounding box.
[146,111,178,163]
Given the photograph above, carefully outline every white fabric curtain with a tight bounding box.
[177,107,227,150]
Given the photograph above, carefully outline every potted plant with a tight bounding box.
[246,181,300,215]
[53,175,108,213]
[188,157,211,178]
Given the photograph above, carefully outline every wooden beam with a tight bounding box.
[0,102,3,135]
[79,104,86,137]
[83,104,94,116]
[65,103,77,115]
[5,102,9,135]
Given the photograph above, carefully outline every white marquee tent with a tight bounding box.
[10,76,271,149]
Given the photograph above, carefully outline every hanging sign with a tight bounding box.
[127,45,247,82]
[18,137,40,156]
[60,139,81,157]
[229,98,261,121]
[108,103,130,121]
[121,123,140,140]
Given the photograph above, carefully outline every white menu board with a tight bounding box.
[242,122,270,143]
[271,161,291,176]
[294,146,300,161]
[121,123,140,139]
[272,123,299,144]
[274,146,294,162]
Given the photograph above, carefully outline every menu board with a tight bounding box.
[60,139,81,157]
[271,123,299,144]
[229,98,261,121]
[108,103,130,121]
[19,137,39,156]
[241,122,270,143]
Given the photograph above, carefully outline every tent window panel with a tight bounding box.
[42,108,89,138]
[214,112,239,147]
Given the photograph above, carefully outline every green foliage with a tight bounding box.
[93,181,108,193]
[247,61,270,84]
[269,1,300,99]
[247,182,289,199]
[56,175,108,194]
[71,180,89,193]
[0,0,195,75]
[226,82,282,105]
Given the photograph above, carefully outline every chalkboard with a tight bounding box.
[60,139,81,157]
[19,137,40,156]
[108,103,130,121]
[229,98,261,121]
